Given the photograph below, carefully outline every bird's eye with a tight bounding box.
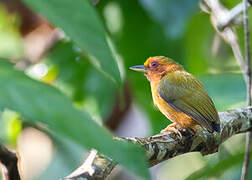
[150,61,158,68]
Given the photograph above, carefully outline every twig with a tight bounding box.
[0,143,21,180]
[63,106,252,180]
[203,0,246,77]
[216,2,252,31]
[217,2,243,31]
[201,1,251,31]
[241,0,252,179]
[202,1,252,179]
[63,149,98,180]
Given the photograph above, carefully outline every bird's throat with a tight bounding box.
[146,71,167,82]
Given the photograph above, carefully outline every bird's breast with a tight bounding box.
[150,80,196,127]
[150,80,174,119]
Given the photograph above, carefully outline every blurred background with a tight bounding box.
[0,0,251,179]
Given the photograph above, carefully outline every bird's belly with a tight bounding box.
[152,91,198,128]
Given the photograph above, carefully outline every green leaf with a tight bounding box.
[47,41,90,101]
[22,0,121,84]
[0,109,22,145]
[0,59,149,179]
[47,41,117,119]
[0,5,23,59]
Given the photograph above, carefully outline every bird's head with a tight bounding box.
[130,56,183,81]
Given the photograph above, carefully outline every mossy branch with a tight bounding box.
[63,106,252,180]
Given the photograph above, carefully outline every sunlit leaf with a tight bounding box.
[0,109,22,145]
[0,5,23,59]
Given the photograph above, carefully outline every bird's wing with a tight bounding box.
[158,71,220,132]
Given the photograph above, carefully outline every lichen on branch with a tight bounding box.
[64,106,252,180]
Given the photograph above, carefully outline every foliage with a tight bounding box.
[0,0,250,179]
[22,0,121,84]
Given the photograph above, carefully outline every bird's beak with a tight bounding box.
[130,65,148,73]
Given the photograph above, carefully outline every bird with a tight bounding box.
[130,56,220,136]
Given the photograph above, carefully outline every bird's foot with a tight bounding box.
[189,127,198,134]
[161,123,182,138]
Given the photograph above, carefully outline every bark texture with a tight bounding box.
[64,106,252,180]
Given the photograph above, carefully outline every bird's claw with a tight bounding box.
[161,126,182,139]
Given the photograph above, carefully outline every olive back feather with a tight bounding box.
[158,71,220,132]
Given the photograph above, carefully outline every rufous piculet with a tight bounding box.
[130,56,220,136]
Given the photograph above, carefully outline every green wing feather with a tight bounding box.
[158,71,220,132]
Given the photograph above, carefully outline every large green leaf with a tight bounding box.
[22,0,121,84]
[0,59,149,179]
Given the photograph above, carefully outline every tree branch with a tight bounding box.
[0,143,21,180]
[217,2,243,31]
[241,0,252,179]
[63,106,252,180]
[216,2,251,31]
[200,1,252,179]
[200,1,251,32]
[202,0,246,76]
